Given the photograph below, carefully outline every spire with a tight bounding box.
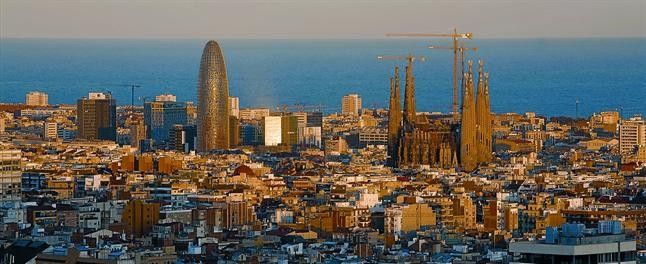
[460,60,477,172]
[403,56,416,126]
[476,61,493,164]
[388,66,402,167]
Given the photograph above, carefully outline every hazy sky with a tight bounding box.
[1,0,644,39]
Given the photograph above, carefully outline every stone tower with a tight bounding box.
[476,61,493,164]
[460,61,478,172]
[388,67,402,166]
[403,56,416,127]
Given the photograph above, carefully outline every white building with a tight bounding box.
[619,116,645,153]
[155,93,177,102]
[229,97,240,119]
[263,116,282,146]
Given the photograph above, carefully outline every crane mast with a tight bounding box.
[387,28,473,122]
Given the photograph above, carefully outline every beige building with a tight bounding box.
[341,93,361,116]
[0,149,21,205]
[43,121,58,139]
[25,91,48,106]
[619,116,645,153]
[240,108,270,121]
[229,96,240,119]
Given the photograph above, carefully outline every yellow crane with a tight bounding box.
[387,28,473,122]
[428,43,478,113]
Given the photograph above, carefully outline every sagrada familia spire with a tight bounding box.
[460,60,493,171]
[387,67,402,166]
[460,61,478,171]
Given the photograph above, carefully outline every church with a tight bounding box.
[387,58,492,171]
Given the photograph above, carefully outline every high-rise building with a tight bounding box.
[306,112,323,127]
[239,108,270,121]
[25,91,48,106]
[619,115,645,153]
[229,96,240,119]
[129,121,147,148]
[460,61,478,172]
[0,149,21,206]
[342,94,362,116]
[169,124,197,152]
[43,121,57,139]
[299,126,322,148]
[77,92,117,141]
[229,115,240,147]
[475,61,493,164]
[155,94,177,102]
[281,115,299,147]
[196,40,230,152]
[240,123,263,146]
[262,116,282,146]
[144,99,191,145]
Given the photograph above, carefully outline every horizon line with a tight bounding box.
[2,36,646,41]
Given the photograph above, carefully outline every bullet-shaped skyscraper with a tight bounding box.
[196,40,230,152]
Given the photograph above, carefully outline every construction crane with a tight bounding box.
[387,28,473,122]
[428,43,478,112]
[377,55,427,62]
[98,83,142,108]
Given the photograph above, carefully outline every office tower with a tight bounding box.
[240,123,263,146]
[25,91,48,106]
[619,115,646,153]
[229,116,240,147]
[77,92,117,141]
[306,112,323,127]
[388,67,402,166]
[342,94,362,116]
[0,149,21,206]
[475,61,493,164]
[240,108,270,121]
[262,116,282,146]
[196,40,230,152]
[129,121,147,148]
[229,97,240,119]
[281,115,299,147]
[144,99,190,145]
[169,124,196,152]
[43,121,57,139]
[155,94,177,102]
[299,127,322,148]
[460,62,478,172]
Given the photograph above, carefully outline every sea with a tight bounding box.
[0,38,644,117]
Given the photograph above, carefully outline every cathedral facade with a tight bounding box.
[387,58,492,171]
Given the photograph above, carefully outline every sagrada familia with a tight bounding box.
[387,58,492,172]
